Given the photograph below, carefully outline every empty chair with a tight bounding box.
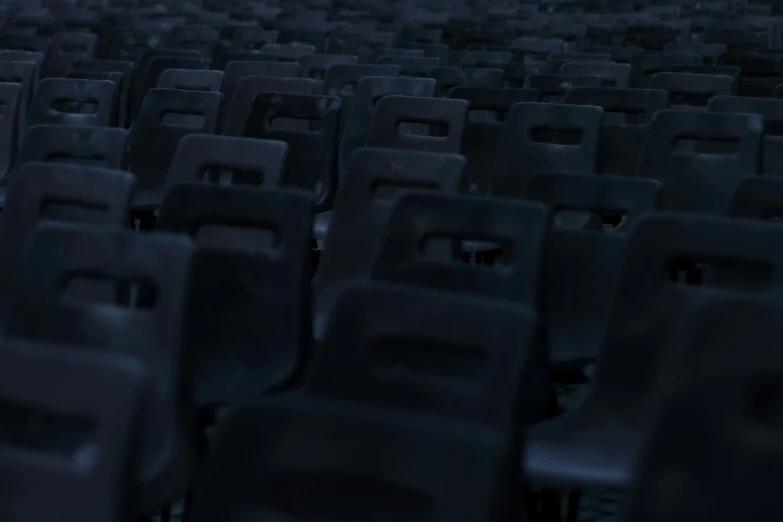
[314,148,466,335]
[243,93,340,212]
[366,96,468,154]
[729,176,783,219]
[165,134,288,191]
[649,72,734,110]
[14,125,128,173]
[0,338,146,522]
[221,60,300,111]
[135,56,210,117]
[0,162,134,302]
[130,49,203,117]
[157,69,224,92]
[157,184,313,408]
[68,59,134,128]
[42,32,97,78]
[559,62,632,88]
[637,110,763,213]
[27,78,117,128]
[524,173,663,368]
[491,103,604,197]
[1,223,196,512]
[221,77,318,136]
[523,74,603,102]
[526,212,783,492]
[340,76,436,176]
[427,66,504,97]
[306,280,542,433]
[125,88,223,209]
[708,96,783,175]
[187,391,509,522]
[449,87,539,193]
[373,192,550,309]
[564,87,669,175]
[626,370,783,522]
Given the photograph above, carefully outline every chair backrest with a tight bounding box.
[627,370,783,522]
[314,148,466,338]
[524,173,663,367]
[125,88,222,206]
[157,184,314,406]
[637,109,763,213]
[648,72,734,110]
[165,134,288,190]
[0,338,146,522]
[491,102,604,197]
[523,74,602,102]
[307,280,541,432]
[427,66,504,97]
[559,61,632,88]
[221,60,300,110]
[448,86,538,193]
[372,192,550,307]
[157,68,224,92]
[0,162,135,302]
[564,86,669,175]
[14,124,128,173]
[187,394,508,522]
[42,32,97,78]
[27,78,117,129]
[366,95,468,154]
[586,212,783,433]
[340,76,436,175]
[708,95,783,175]
[68,59,134,128]
[1,223,196,510]
[630,52,702,87]
[242,93,341,211]
[298,53,359,81]
[221,76,317,136]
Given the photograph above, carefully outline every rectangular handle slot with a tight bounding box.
[667,257,775,292]
[40,198,109,223]
[195,222,280,253]
[0,399,97,464]
[371,334,489,382]
[62,273,158,309]
[160,111,207,127]
[53,99,98,114]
